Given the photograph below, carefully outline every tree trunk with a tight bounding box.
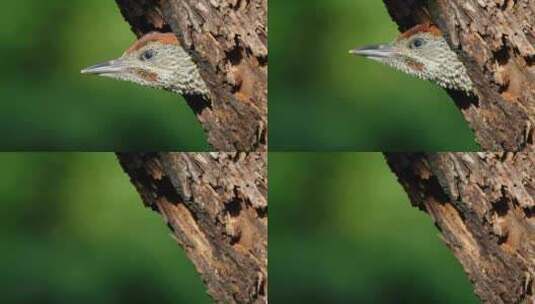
[115,0,268,152]
[383,0,535,151]
[117,152,267,304]
[386,152,535,303]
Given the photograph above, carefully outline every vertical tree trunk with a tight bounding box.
[115,0,268,151]
[386,152,535,303]
[113,2,267,301]
[383,0,535,151]
[117,152,267,304]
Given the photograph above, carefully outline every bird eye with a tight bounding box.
[140,49,155,61]
[409,38,426,49]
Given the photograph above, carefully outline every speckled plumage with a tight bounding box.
[81,32,209,97]
[351,24,474,94]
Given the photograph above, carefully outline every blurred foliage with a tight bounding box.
[0,0,208,150]
[270,153,479,303]
[270,0,479,151]
[0,153,209,303]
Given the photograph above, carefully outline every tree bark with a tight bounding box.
[117,152,267,304]
[115,0,268,152]
[386,152,535,303]
[383,0,535,151]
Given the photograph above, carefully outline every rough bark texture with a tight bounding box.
[383,0,535,151]
[115,0,267,152]
[117,152,267,304]
[386,152,535,303]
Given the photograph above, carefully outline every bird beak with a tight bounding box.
[81,59,125,75]
[349,44,398,59]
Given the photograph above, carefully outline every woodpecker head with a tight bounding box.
[350,23,474,93]
[81,32,209,96]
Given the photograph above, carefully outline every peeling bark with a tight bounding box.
[117,152,267,304]
[115,0,268,151]
[386,152,535,303]
[383,0,535,151]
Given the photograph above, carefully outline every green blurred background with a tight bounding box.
[270,153,478,303]
[0,1,208,150]
[270,0,478,151]
[0,153,209,303]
